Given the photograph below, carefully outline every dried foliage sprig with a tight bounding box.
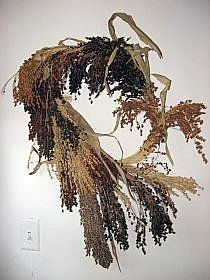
[3,12,207,269]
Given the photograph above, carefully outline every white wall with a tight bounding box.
[0,1,210,279]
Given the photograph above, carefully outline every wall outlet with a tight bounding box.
[20,218,40,251]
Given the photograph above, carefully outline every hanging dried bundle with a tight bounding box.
[3,12,207,269]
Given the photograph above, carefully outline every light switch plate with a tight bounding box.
[20,218,40,251]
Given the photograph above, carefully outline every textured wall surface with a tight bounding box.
[0,0,210,279]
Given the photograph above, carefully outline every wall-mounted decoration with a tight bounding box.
[2,12,207,269]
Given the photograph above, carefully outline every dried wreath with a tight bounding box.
[2,12,207,269]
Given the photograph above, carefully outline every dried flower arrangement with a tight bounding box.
[2,12,207,269]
